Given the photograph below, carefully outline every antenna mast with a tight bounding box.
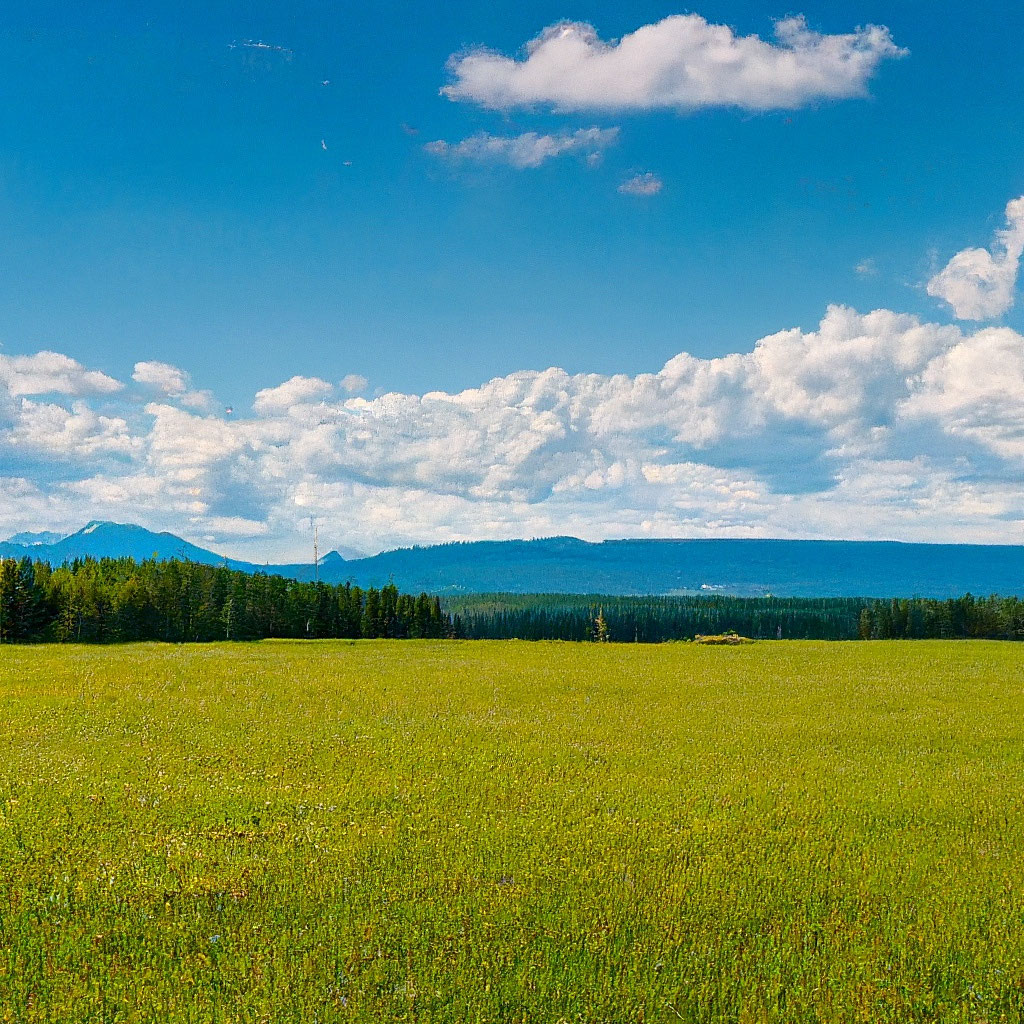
[311,516,320,583]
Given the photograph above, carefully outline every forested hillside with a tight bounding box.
[0,557,448,643]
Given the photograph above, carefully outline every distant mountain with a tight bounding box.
[5,530,68,546]
[2,521,228,565]
[333,536,1024,598]
[0,521,337,582]
[3,522,1023,598]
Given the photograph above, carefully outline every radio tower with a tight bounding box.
[310,516,320,584]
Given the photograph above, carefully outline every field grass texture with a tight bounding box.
[1,639,1023,1022]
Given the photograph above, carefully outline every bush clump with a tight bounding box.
[693,631,755,645]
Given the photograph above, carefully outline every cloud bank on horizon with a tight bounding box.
[2,298,1023,559]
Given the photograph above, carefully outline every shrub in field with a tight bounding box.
[693,631,754,644]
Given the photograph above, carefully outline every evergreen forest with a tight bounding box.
[1,556,1022,644]
[447,592,1024,642]
[0,557,448,643]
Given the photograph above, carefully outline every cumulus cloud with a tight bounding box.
[4,304,1024,557]
[132,361,189,394]
[927,196,1024,320]
[132,360,214,411]
[341,374,369,394]
[442,15,906,113]
[425,127,619,168]
[619,172,663,196]
[0,351,122,397]
[901,327,1024,459]
[9,400,138,458]
[253,376,334,414]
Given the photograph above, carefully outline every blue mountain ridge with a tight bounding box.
[2,521,1022,598]
[5,530,68,546]
[0,521,339,581]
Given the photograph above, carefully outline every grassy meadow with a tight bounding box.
[1,639,1024,1022]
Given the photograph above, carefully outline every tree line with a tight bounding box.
[446,592,1024,642]
[0,557,448,643]
[1,556,1022,644]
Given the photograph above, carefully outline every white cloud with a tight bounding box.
[341,374,369,394]
[8,400,138,458]
[230,39,293,57]
[927,196,1024,320]
[133,360,188,394]
[442,15,905,113]
[252,375,334,414]
[194,515,269,537]
[4,303,1024,558]
[132,360,214,411]
[854,258,877,276]
[900,327,1024,459]
[0,351,122,397]
[619,172,663,196]
[425,127,619,169]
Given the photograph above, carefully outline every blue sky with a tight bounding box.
[1,1,1023,556]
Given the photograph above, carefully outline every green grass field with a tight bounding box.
[2,640,1024,1023]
